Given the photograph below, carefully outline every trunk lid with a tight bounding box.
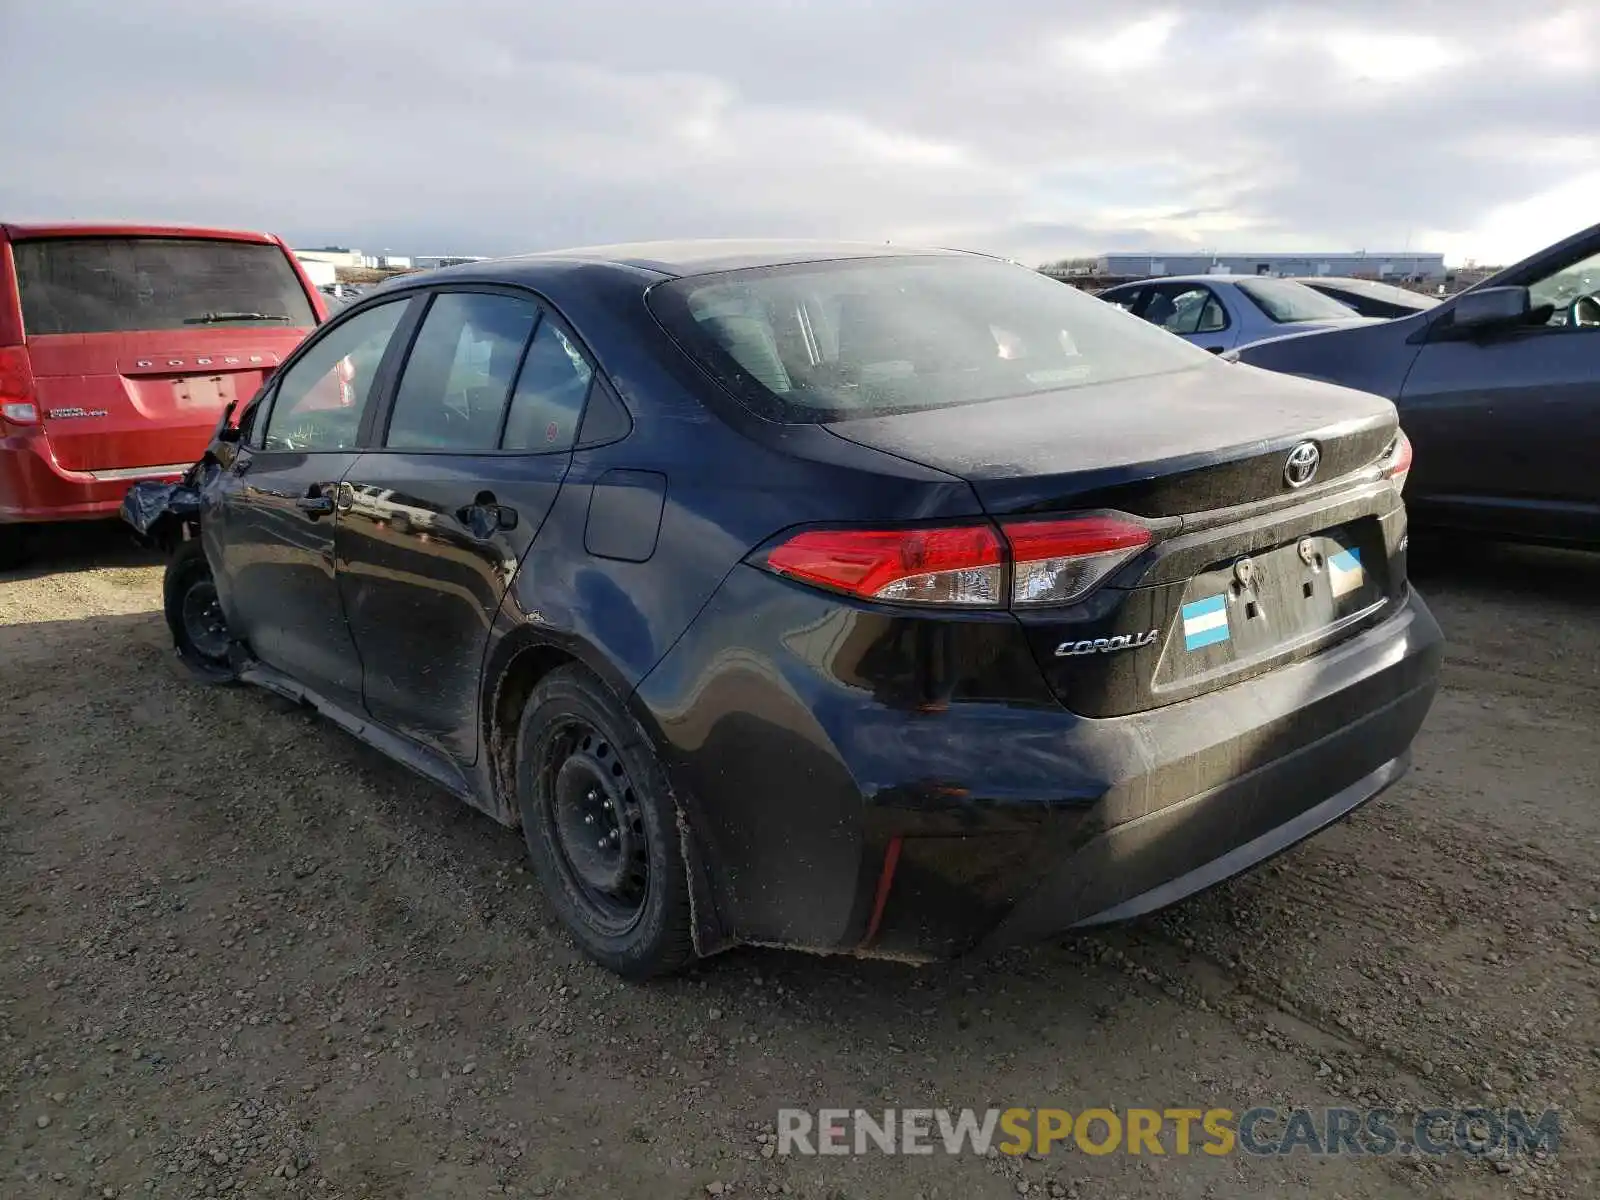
[825,361,1397,517]
[827,362,1408,716]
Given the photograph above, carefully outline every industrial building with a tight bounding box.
[293,246,367,270]
[1096,251,1447,282]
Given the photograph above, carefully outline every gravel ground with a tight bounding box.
[2,524,1596,1200]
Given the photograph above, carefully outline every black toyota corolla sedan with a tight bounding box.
[131,241,1443,978]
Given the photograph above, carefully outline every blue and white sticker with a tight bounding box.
[1328,548,1364,598]
[1182,594,1230,651]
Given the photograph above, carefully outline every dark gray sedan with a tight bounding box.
[1232,223,1600,547]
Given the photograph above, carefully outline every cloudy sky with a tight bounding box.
[3,1,1595,266]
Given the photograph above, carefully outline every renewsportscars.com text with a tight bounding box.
[776,1106,1563,1158]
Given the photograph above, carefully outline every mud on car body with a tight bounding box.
[127,241,1444,979]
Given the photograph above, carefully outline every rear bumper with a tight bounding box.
[0,431,186,523]
[640,566,1444,959]
[983,735,1417,948]
[877,594,1441,958]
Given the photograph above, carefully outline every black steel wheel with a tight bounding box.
[163,539,236,683]
[516,665,694,978]
[546,721,651,932]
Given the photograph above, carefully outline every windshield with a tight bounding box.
[14,237,318,335]
[1235,278,1360,324]
[649,256,1214,422]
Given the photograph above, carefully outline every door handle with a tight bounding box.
[295,491,334,516]
[1206,346,1226,354]
[455,492,518,539]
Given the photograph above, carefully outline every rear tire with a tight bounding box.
[163,539,236,683]
[515,665,695,979]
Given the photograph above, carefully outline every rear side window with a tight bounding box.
[384,292,540,450]
[12,237,317,335]
[648,256,1212,423]
[501,320,594,451]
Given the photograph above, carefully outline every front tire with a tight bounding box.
[163,539,236,683]
[515,665,695,979]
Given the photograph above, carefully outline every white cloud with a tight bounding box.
[1424,170,1600,265]
[1057,12,1181,72]
[1322,30,1467,82]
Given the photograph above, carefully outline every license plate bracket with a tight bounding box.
[1157,525,1385,683]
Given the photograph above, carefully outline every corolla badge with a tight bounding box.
[1284,441,1321,488]
[1055,629,1159,657]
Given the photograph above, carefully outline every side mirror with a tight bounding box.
[1451,285,1532,332]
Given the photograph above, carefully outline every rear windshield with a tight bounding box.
[13,237,317,335]
[647,255,1214,422]
[1314,280,1436,311]
[1234,278,1358,324]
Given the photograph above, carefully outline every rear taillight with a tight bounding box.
[1381,430,1412,493]
[1001,516,1152,606]
[762,525,1006,607]
[0,346,38,426]
[757,515,1152,608]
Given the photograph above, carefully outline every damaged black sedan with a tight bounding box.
[127,242,1444,978]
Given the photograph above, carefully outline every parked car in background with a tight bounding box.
[1098,274,1381,353]
[134,241,1440,979]
[319,282,366,311]
[1232,222,1600,547]
[0,222,325,564]
[1293,276,1441,319]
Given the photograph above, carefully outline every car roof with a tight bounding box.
[0,221,283,244]
[510,239,972,277]
[393,240,980,294]
[1110,274,1298,288]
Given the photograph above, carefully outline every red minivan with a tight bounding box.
[0,223,325,562]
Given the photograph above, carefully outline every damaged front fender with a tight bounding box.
[120,456,221,550]
[121,399,244,550]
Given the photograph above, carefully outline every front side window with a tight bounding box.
[1235,278,1359,324]
[261,300,407,452]
[648,256,1213,423]
[385,292,540,450]
[1529,249,1600,329]
[13,237,317,335]
[501,319,594,451]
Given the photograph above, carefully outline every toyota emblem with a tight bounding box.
[1284,441,1320,488]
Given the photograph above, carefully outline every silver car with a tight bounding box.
[1098,274,1383,353]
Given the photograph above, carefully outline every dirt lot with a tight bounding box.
[3,525,1596,1199]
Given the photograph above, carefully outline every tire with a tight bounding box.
[515,665,695,979]
[162,538,236,683]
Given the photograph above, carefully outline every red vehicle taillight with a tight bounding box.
[757,515,1152,609]
[0,345,38,426]
[1382,430,1413,494]
[1001,516,1152,606]
[762,525,1007,607]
